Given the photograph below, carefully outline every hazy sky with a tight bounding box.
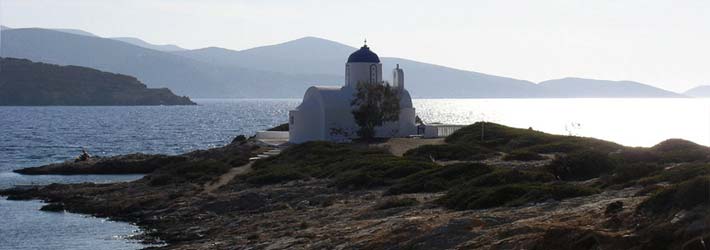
[2,0,709,92]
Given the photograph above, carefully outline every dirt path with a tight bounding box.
[373,138,445,156]
[203,162,253,194]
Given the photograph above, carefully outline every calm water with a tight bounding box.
[0,198,146,250]
[416,98,710,147]
[1,98,710,249]
[0,99,298,250]
[0,99,299,180]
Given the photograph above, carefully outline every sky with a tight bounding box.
[2,0,709,92]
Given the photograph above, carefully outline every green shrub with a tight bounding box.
[403,144,495,161]
[467,169,555,187]
[245,168,306,186]
[148,159,231,186]
[614,148,661,163]
[651,139,709,163]
[387,163,493,195]
[638,164,710,185]
[652,139,706,152]
[608,163,663,186]
[267,123,289,131]
[446,122,555,149]
[329,157,434,189]
[244,141,437,188]
[638,176,710,214]
[440,182,599,210]
[525,142,584,154]
[334,171,387,189]
[445,122,622,154]
[503,150,545,161]
[546,151,617,181]
[374,198,420,210]
[616,139,710,164]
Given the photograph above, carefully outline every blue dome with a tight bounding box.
[347,45,380,63]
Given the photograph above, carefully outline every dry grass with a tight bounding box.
[372,137,445,156]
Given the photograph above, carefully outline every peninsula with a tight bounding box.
[0,57,195,106]
[2,122,709,249]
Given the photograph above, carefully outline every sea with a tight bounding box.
[1,98,710,249]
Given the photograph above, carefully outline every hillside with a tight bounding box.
[111,37,186,52]
[3,123,709,249]
[0,58,195,105]
[539,78,684,98]
[683,85,710,97]
[52,28,97,37]
[173,37,350,75]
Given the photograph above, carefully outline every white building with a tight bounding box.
[288,43,417,143]
[422,123,467,138]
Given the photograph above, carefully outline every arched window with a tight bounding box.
[370,64,377,83]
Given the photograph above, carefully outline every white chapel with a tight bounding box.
[288,43,417,143]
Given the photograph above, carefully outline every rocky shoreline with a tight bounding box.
[2,123,710,249]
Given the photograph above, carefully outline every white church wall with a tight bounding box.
[288,88,326,143]
[398,107,417,136]
[321,87,359,141]
[289,44,418,144]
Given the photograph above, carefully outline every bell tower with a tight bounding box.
[392,64,404,92]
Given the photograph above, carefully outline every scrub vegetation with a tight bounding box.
[248,122,710,214]
[6,122,710,249]
[243,141,437,189]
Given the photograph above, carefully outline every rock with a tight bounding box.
[232,135,247,144]
[202,192,268,214]
[295,200,311,210]
[403,218,478,249]
[266,123,289,132]
[40,203,65,212]
[605,201,623,215]
[671,210,689,224]
[14,153,186,175]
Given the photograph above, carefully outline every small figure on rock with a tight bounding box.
[76,148,92,162]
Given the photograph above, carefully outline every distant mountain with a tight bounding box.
[0,26,96,36]
[52,28,97,37]
[174,37,545,98]
[0,28,337,97]
[0,27,689,98]
[381,57,543,98]
[111,37,186,52]
[0,57,195,105]
[174,37,351,75]
[683,85,710,97]
[538,78,684,98]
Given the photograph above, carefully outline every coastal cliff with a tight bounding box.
[2,123,710,249]
[0,58,195,106]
